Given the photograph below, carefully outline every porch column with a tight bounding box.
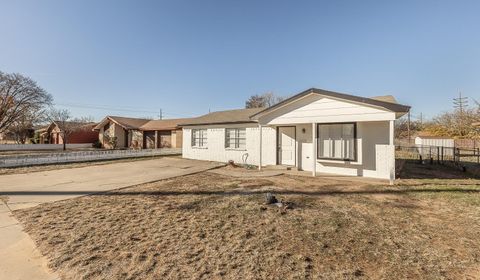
[258,124,262,170]
[312,123,317,176]
[389,120,395,185]
[389,120,394,146]
[155,131,159,149]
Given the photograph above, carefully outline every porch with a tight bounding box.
[258,121,395,183]
[129,130,177,149]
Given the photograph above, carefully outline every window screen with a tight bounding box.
[225,128,246,149]
[317,123,356,160]
[192,129,207,147]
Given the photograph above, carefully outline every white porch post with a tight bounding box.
[258,124,263,170]
[389,120,395,185]
[389,120,394,145]
[312,122,317,176]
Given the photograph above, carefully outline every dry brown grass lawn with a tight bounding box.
[14,164,480,280]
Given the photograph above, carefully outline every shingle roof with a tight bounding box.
[107,116,150,130]
[179,108,264,126]
[370,95,398,104]
[93,116,193,131]
[139,118,194,131]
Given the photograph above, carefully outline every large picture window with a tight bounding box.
[225,128,246,149]
[192,129,207,148]
[317,123,356,161]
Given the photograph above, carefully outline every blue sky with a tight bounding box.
[1,0,479,121]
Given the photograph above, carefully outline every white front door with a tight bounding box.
[278,126,296,166]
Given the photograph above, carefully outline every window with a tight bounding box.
[317,123,356,160]
[225,128,246,149]
[191,129,207,148]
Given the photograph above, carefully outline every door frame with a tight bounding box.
[276,126,297,166]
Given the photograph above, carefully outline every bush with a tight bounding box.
[92,140,102,149]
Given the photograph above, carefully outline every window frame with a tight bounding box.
[191,129,208,148]
[316,122,357,161]
[225,128,246,150]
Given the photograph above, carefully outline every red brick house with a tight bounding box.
[45,121,98,144]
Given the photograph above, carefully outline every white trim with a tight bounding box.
[253,92,398,120]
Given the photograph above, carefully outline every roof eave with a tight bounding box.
[180,121,258,127]
[139,126,179,131]
[250,88,411,120]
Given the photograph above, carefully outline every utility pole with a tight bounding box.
[159,109,163,120]
[453,92,468,113]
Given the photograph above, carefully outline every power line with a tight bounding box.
[54,102,196,119]
[54,102,159,114]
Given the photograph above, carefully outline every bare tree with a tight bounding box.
[395,116,424,140]
[0,72,52,134]
[245,92,285,108]
[423,107,480,138]
[48,109,94,150]
[8,113,35,144]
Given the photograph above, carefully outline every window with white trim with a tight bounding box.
[225,128,246,149]
[191,129,207,148]
[317,123,356,160]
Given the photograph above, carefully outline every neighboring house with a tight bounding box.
[46,121,98,144]
[180,88,410,181]
[35,127,49,144]
[93,116,190,149]
[0,131,16,144]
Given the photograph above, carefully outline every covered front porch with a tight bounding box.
[257,121,395,182]
[129,130,175,149]
[249,89,408,182]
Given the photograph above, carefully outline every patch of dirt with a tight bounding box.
[14,172,480,279]
[398,160,478,180]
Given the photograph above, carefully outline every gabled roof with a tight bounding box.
[93,116,193,131]
[250,88,410,119]
[93,116,150,130]
[179,108,264,126]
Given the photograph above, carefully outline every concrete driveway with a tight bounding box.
[0,157,223,280]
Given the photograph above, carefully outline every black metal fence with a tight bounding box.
[396,145,480,165]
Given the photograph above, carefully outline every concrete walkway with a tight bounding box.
[0,157,223,280]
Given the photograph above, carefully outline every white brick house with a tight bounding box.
[181,88,409,181]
